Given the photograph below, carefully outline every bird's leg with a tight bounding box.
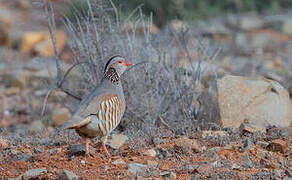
[85,138,90,156]
[101,136,111,157]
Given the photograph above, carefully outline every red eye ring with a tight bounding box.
[118,60,123,64]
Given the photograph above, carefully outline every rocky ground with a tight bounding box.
[0,126,291,179]
[0,0,292,179]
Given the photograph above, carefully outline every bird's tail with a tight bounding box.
[49,115,92,138]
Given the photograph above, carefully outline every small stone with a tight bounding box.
[33,147,43,153]
[243,137,254,151]
[157,148,169,159]
[160,171,176,179]
[147,160,158,167]
[266,126,291,140]
[104,165,109,171]
[239,123,259,134]
[243,155,254,168]
[174,136,201,152]
[52,107,71,126]
[70,156,75,161]
[70,144,93,155]
[80,160,85,165]
[59,169,78,180]
[143,149,157,157]
[17,153,32,162]
[231,164,241,170]
[49,149,58,155]
[112,158,126,165]
[267,139,288,153]
[127,163,147,176]
[20,168,47,180]
[108,134,128,149]
[185,164,199,173]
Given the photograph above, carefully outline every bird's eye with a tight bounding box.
[118,60,123,64]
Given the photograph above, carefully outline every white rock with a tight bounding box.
[217,75,292,131]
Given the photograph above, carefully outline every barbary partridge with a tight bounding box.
[59,55,132,156]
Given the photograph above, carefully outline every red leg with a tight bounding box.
[102,141,111,157]
[85,138,90,156]
[101,136,111,157]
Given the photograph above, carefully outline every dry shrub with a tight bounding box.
[48,0,221,140]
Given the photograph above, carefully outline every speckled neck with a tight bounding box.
[104,67,120,84]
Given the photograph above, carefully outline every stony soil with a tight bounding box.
[0,127,291,179]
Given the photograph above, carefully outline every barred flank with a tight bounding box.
[96,95,122,136]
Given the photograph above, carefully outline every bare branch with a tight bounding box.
[41,87,55,116]
[108,0,119,29]
[43,0,62,86]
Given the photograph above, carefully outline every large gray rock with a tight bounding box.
[217,75,292,130]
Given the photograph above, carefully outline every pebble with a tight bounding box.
[33,147,43,153]
[112,158,126,165]
[49,149,58,155]
[160,171,176,179]
[174,136,202,152]
[15,153,32,162]
[59,169,79,180]
[127,163,147,176]
[70,144,93,155]
[143,149,157,157]
[243,155,254,168]
[80,160,86,165]
[243,137,254,151]
[20,168,47,180]
[267,139,288,153]
[108,134,128,149]
[231,164,241,170]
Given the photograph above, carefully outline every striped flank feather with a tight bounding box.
[96,95,122,136]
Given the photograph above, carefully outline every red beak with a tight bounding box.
[124,61,132,66]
